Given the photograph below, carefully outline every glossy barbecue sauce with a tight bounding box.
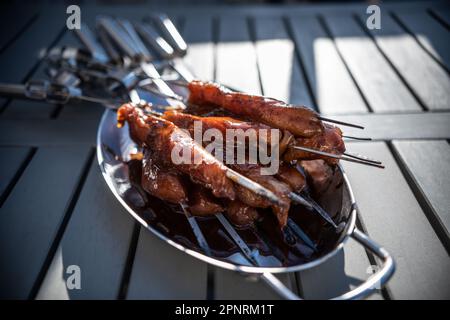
[124,158,345,267]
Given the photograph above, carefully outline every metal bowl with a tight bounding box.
[97,108,395,299]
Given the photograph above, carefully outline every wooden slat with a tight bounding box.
[430,6,450,29]
[214,268,297,300]
[342,142,450,299]
[0,146,31,198]
[287,15,368,114]
[323,14,422,113]
[297,238,382,300]
[333,112,450,141]
[1,30,79,119]
[126,227,207,299]
[35,162,135,299]
[0,118,98,146]
[393,10,450,71]
[182,15,215,81]
[391,140,450,251]
[0,5,65,89]
[253,16,313,107]
[216,16,261,94]
[0,146,92,299]
[360,12,450,111]
[0,6,37,53]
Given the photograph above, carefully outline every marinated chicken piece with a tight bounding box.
[226,200,260,227]
[187,80,324,138]
[230,164,291,228]
[188,186,224,216]
[164,110,343,165]
[118,104,236,200]
[141,150,187,204]
[284,124,345,165]
[276,163,306,193]
[300,159,335,195]
[163,110,276,147]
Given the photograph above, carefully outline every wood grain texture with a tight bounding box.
[0,146,92,299]
[393,9,450,71]
[360,12,450,111]
[126,227,207,299]
[342,142,450,299]
[36,162,135,299]
[216,16,261,94]
[287,15,368,114]
[253,16,313,107]
[323,14,422,113]
[392,140,450,251]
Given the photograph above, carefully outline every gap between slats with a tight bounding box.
[0,27,67,115]
[388,141,450,254]
[28,147,95,299]
[0,13,38,55]
[0,147,36,208]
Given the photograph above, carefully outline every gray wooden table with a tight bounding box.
[0,1,449,300]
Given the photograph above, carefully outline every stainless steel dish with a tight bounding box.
[97,108,395,300]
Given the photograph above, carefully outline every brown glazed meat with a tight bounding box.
[284,124,346,165]
[141,150,188,204]
[226,200,260,227]
[276,163,306,193]
[188,186,224,216]
[164,110,345,166]
[300,159,335,195]
[188,80,324,138]
[163,110,277,147]
[229,164,291,228]
[117,104,236,200]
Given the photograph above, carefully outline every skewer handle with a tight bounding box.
[150,14,187,56]
[135,22,174,60]
[74,23,109,64]
[97,16,141,61]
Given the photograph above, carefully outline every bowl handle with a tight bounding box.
[260,228,395,300]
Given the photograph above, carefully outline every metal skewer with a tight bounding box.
[343,151,382,165]
[342,135,372,141]
[225,171,283,207]
[317,116,365,130]
[179,203,212,256]
[291,145,385,168]
[294,192,338,229]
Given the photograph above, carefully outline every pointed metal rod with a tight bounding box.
[300,193,338,229]
[215,213,260,266]
[289,192,337,229]
[343,135,372,141]
[343,151,382,165]
[291,145,385,169]
[226,170,284,207]
[288,192,313,210]
[287,219,317,252]
[180,203,212,256]
[317,116,364,130]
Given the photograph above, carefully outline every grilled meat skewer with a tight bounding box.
[163,110,345,165]
[118,103,236,200]
[118,103,284,205]
[187,80,324,138]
